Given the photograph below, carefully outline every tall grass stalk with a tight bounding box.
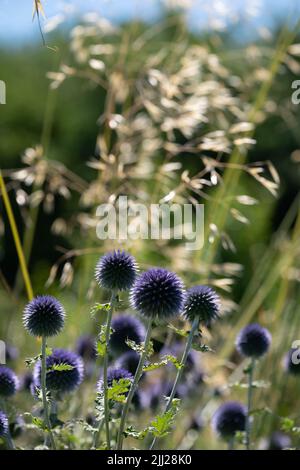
[0,171,33,300]
[245,358,255,450]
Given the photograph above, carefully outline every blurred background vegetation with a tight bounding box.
[1,0,300,450]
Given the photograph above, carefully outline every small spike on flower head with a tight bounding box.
[212,401,247,439]
[110,314,146,356]
[183,285,220,326]
[0,411,8,437]
[0,366,19,397]
[23,295,65,337]
[33,349,84,395]
[285,347,300,375]
[130,268,185,319]
[97,367,133,393]
[236,323,271,358]
[95,250,138,291]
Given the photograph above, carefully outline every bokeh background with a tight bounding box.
[1,0,300,450]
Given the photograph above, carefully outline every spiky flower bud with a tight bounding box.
[212,401,247,439]
[236,323,271,358]
[0,366,19,397]
[184,285,220,326]
[130,268,185,319]
[33,349,84,395]
[95,250,138,291]
[23,295,65,337]
[110,314,145,355]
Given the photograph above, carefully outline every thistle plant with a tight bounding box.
[235,323,271,450]
[23,295,66,449]
[117,267,185,450]
[0,367,19,450]
[150,284,220,450]
[94,250,137,449]
[212,401,247,450]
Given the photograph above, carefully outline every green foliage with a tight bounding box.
[149,399,180,438]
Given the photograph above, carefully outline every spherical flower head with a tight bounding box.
[0,411,8,437]
[184,285,220,326]
[0,366,19,397]
[76,335,97,361]
[212,401,247,439]
[268,432,291,450]
[110,314,146,355]
[285,347,300,375]
[236,323,271,358]
[33,349,84,395]
[97,367,133,393]
[116,351,141,376]
[130,268,185,319]
[95,250,138,291]
[23,295,65,337]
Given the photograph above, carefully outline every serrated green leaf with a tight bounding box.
[149,399,180,438]
[192,342,213,353]
[107,378,132,403]
[48,363,75,372]
[167,324,188,337]
[143,354,182,372]
[126,339,154,358]
[123,425,148,440]
[96,324,110,357]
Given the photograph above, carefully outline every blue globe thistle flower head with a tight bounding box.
[284,346,300,375]
[76,335,97,362]
[110,314,146,356]
[95,250,138,292]
[5,344,19,363]
[268,432,291,450]
[116,351,141,376]
[97,367,133,393]
[20,371,34,392]
[23,295,65,337]
[0,411,8,437]
[130,268,185,319]
[212,401,247,439]
[0,366,19,397]
[33,349,84,395]
[184,285,220,326]
[236,323,271,358]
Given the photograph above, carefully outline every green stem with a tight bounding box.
[117,317,153,450]
[245,358,255,450]
[41,336,56,450]
[149,317,200,450]
[94,292,116,449]
[228,436,235,451]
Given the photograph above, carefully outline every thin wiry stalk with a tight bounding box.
[0,171,34,301]
[41,336,56,450]
[117,317,153,450]
[149,316,200,450]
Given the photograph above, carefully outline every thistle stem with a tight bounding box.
[149,316,199,450]
[245,358,255,450]
[117,317,153,450]
[41,336,56,450]
[94,292,116,449]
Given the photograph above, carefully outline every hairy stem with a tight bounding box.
[150,317,199,450]
[117,317,153,450]
[41,336,56,450]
